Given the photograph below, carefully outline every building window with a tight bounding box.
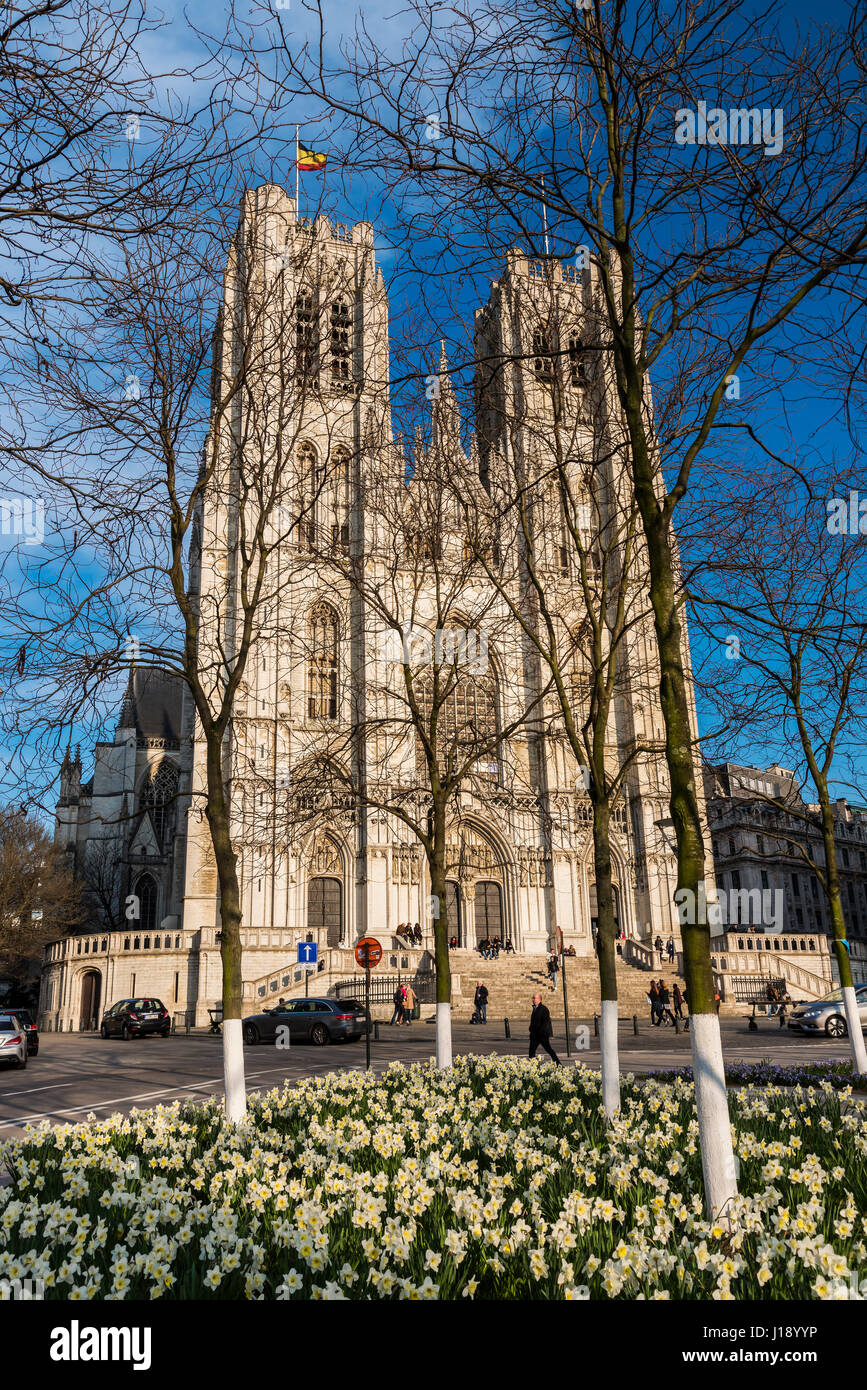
[134,874,158,933]
[760,870,769,889]
[792,874,801,898]
[174,971,179,1003]
[330,298,353,388]
[308,603,339,720]
[568,335,587,385]
[328,447,351,552]
[139,760,179,848]
[415,659,500,784]
[532,330,554,382]
[295,292,318,383]
[729,838,736,857]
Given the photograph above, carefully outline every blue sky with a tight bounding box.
[1,0,864,814]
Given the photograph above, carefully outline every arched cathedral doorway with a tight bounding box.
[307,878,342,947]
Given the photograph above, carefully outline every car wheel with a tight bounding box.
[825,1015,847,1038]
[244,1024,260,1046]
[161,1028,170,1038]
[122,1023,131,1041]
[100,1024,108,1039]
[16,1051,26,1069]
[310,1023,329,1046]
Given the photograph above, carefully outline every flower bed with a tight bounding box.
[1,1056,865,1300]
[646,1059,867,1091]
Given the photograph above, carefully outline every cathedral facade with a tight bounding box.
[41,187,700,1031]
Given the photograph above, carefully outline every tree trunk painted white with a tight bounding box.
[690,1012,738,1222]
[599,998,620,1117]
[435,1001,453,1068]
[841,985,867,1074]
[222,1017,247,1123]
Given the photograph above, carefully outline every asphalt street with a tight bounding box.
[0,1014,852,1143]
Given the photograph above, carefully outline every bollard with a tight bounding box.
[674,1016,680,1034]
[374,1020,380,1041]
[504,1016,511,1039]
[748,1016,758,1032]
[593,1013,599,1036]
[633,1015,638,1036]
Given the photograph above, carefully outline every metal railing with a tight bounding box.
[334,971,436,1005]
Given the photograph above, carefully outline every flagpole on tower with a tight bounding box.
[540,173,551,257]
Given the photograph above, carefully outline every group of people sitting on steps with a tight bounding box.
[395,922,422,945]
[476,937,514,960]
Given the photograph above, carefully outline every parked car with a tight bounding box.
[100,998,170,1040]
[787,984,867,1037]
[1,1006,38,1055]
[243,997,368,1046]
[0,1013,28,1068]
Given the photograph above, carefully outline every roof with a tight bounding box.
[117,666,183,742]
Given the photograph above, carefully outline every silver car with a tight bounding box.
[0,1013,28,1068]
[787,984,867,1038]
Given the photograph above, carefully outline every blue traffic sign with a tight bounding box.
[297,941,318,965]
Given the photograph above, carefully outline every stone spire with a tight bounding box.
[430,342,465,461]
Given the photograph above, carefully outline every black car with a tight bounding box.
[243,997,368,1046]
[2,1005,38,1055]
[100,998,170,1039]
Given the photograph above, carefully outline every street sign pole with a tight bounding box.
[365,950,371,1071]
[561,949,571,1057]
[558,926,571,1057]
[305,969,311,1000]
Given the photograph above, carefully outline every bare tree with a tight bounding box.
[0,806,83,992]
[689,462,867,1072]
[239,0,867,1216]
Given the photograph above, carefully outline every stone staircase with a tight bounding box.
[445,948,698,1023]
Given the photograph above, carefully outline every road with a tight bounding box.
[0,1016,852,1141]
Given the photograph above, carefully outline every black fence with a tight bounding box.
[334,971,436,1005]
[730,975,787,1004]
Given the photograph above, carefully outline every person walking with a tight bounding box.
[648,979,661,1026]
[549,952,559,989]
[474,981,489,1024]
[529,993,561,1064]
[659,981,675,1026]
[672,982,684,1020]
[666,937,675,964]
[390,984,405,1026]
[403,982,417,1025]
[654,935,664,964]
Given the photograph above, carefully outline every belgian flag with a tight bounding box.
[297,144,328,173]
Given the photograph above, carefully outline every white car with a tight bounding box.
[0,1014,28,1068]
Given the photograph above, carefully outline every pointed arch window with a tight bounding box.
[298,441,320,547]
[330,298,353,390]
[135,874,158,933]
[295,292,318,384]
[139,760,179,847]
[569,335,588,386]
[308,603,339,720]
[415,654,500,783]
[328,446,351,551]
[532,330,554,382]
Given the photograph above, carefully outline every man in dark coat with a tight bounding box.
[474,982,489,1024]
[529,993,562,1064]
